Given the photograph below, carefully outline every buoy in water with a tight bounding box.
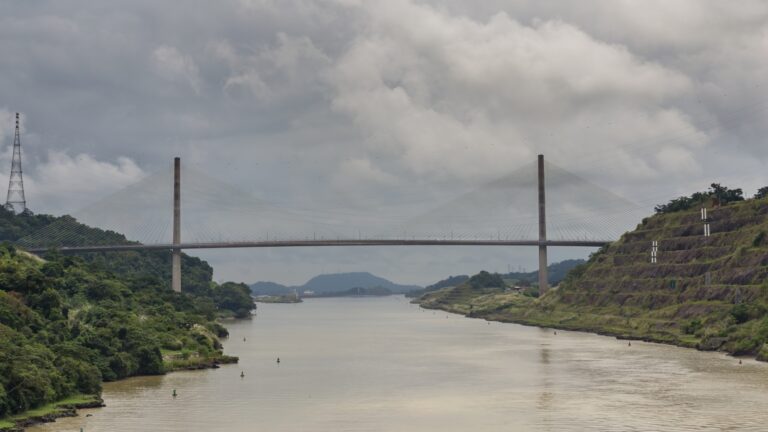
[277,357,281,364]
[739,359,743,365]
[243,337,246,342]
[628,341,632,347]
[241,371,245,378]
[554,331,557,335]
[172,389,177,397]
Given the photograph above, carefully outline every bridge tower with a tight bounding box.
[172,157,182,292]
[538,154,548,294]
[5,113,27,213]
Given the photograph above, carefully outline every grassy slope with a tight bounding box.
[418,197,768,360]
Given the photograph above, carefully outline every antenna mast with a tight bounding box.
[5,113,26,213]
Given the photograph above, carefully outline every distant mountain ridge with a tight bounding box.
[250,272,421,296]
[405,259,586,298]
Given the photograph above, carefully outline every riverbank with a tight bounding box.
[254,295,302,303]
[1,332,241,431]
[414,285,766,360]
[0,356,238,432]
[0,395,104,432]
[164,352,239,371]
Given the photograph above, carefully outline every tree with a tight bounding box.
[212,282,256,318]
[655,183,744,214]
[755,186,768,199]
[468,271,505,289]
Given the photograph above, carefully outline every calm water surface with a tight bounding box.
[31,296,768,431]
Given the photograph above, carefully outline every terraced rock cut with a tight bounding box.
[417,197,768,360]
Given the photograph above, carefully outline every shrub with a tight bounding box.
[731,304,750,324]
[683,319,703,335]
[754,231,766,247]
[522,287,540,298]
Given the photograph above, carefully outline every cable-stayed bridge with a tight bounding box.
[19,155,637,293]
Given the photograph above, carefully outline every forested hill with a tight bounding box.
[0,207,213,295]
[406,260,585,298]
[0,208,255,425]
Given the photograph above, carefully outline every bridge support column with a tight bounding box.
[172,157,182,293]
[538,154,548,295]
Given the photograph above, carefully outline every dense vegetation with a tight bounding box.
[0,207,254,314]
[468,271,505,289]
[0,209,255,423]
[654,183,744,214]
[418,192,768,361]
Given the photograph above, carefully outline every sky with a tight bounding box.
[1,0,767,286]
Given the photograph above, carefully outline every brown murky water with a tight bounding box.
[31,296,768,431]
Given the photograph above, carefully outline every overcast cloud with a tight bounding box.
[1,0,767,285]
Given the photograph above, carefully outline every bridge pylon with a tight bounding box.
[172,157,182,293]
[538,154,548,295]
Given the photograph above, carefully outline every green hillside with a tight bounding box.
[418,194,768,360]
[0,209,255,427]
[0,208,213,295]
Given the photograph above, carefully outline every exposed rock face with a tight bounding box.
[561,200,768,309]
[697,337,728,351]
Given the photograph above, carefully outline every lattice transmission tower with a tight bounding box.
[5,113,26,213]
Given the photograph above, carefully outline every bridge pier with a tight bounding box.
[538,154,548,295]
[172,157,182,293]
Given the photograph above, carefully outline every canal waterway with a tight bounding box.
[31,296,768,431]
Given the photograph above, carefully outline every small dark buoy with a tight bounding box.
[241,371,245,378]
[739,359,743,365]
[628,341,632,347]
[86,414,93,417]
[554,331,557,335]
[172,389,177,398]
[243,337,246,342]
[277,357,281,364]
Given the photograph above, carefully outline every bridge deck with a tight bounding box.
[24,239,611,254]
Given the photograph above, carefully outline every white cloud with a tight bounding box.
[214,33,331,101]
[328,0,698,183]
[0,149,146,214]
[152,45,202,94]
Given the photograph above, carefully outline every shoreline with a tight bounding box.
[414,293,762,362]
[0,395,105,432]
[1,334,241,431]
